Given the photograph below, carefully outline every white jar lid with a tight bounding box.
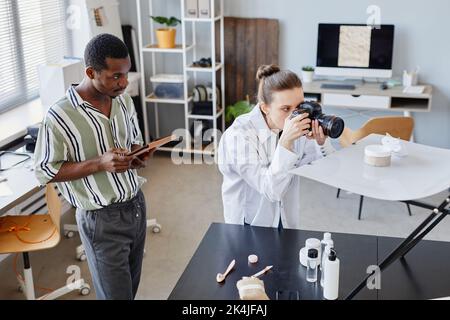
[365,145,391,158]
[248,254,258,264]
[305,238,321,248]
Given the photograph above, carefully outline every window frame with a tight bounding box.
[0,0,72,115]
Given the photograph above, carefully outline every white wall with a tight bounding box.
[70,0,124,59]
[224,0,450,148]
[120,0,450,148]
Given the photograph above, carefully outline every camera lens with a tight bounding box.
[292,101,345,139]
[318,115,345,139]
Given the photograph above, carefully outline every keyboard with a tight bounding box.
[321,83,356,90]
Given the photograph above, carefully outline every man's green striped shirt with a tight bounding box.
[34,86,145,210]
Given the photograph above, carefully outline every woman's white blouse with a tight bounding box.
[218,105,335,229]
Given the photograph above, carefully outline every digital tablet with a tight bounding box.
[127,135,178,157]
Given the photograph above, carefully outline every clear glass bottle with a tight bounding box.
[306,248,318,283]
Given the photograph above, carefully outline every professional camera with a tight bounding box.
[290,101,344,139]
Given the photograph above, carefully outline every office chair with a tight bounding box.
[337,116,415,220]
[0,184,90,299]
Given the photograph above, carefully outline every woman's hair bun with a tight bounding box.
[256,64,280,80]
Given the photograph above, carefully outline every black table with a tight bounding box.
[168,223,450,300]
[377,237,450,300]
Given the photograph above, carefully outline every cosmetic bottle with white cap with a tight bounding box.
[320,233,334,287]
[320,244,333,287]
[321,233,333,256]
[323,249,340,300]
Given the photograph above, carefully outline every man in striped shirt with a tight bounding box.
[34,34,153,299]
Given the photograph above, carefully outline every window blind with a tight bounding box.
[0,0,71,113]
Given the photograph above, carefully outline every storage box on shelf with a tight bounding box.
[151,74,187,99]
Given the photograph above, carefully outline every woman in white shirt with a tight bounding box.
[218,64,335,229]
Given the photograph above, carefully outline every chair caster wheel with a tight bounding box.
[76,245,86,261]
[79,283,91,296]
[65,231,75,238]
[152,224,161,233]
[76,251,87,261]
[76,249,87,261]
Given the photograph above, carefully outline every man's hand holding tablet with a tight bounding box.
[128,135,178,169]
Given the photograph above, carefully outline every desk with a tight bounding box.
[169,223,376,300]
[169,223,450,300]
[289,134,450,298]
[0,99,43,148]
[290,134,450,201]
[378,237,450,299]
[0,149,43,264]
[302,80,433,116]
[0,150,41,215]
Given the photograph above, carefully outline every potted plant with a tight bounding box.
[225,97,254,126]
[301,66,315,83]
[150,16,181,49]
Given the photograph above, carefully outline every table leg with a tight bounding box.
[345,195,450,300]
[358,195,364,220]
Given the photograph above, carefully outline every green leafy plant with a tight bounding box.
[150,16,181,27]
[302,66,315,72]
[225,100,254,125]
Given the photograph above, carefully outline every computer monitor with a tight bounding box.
[315,23,394,79]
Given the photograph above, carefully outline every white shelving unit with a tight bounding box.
[136,0,225,156]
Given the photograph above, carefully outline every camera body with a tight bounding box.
[290,101,344,139]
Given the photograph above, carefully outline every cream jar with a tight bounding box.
[364,145,391,167]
